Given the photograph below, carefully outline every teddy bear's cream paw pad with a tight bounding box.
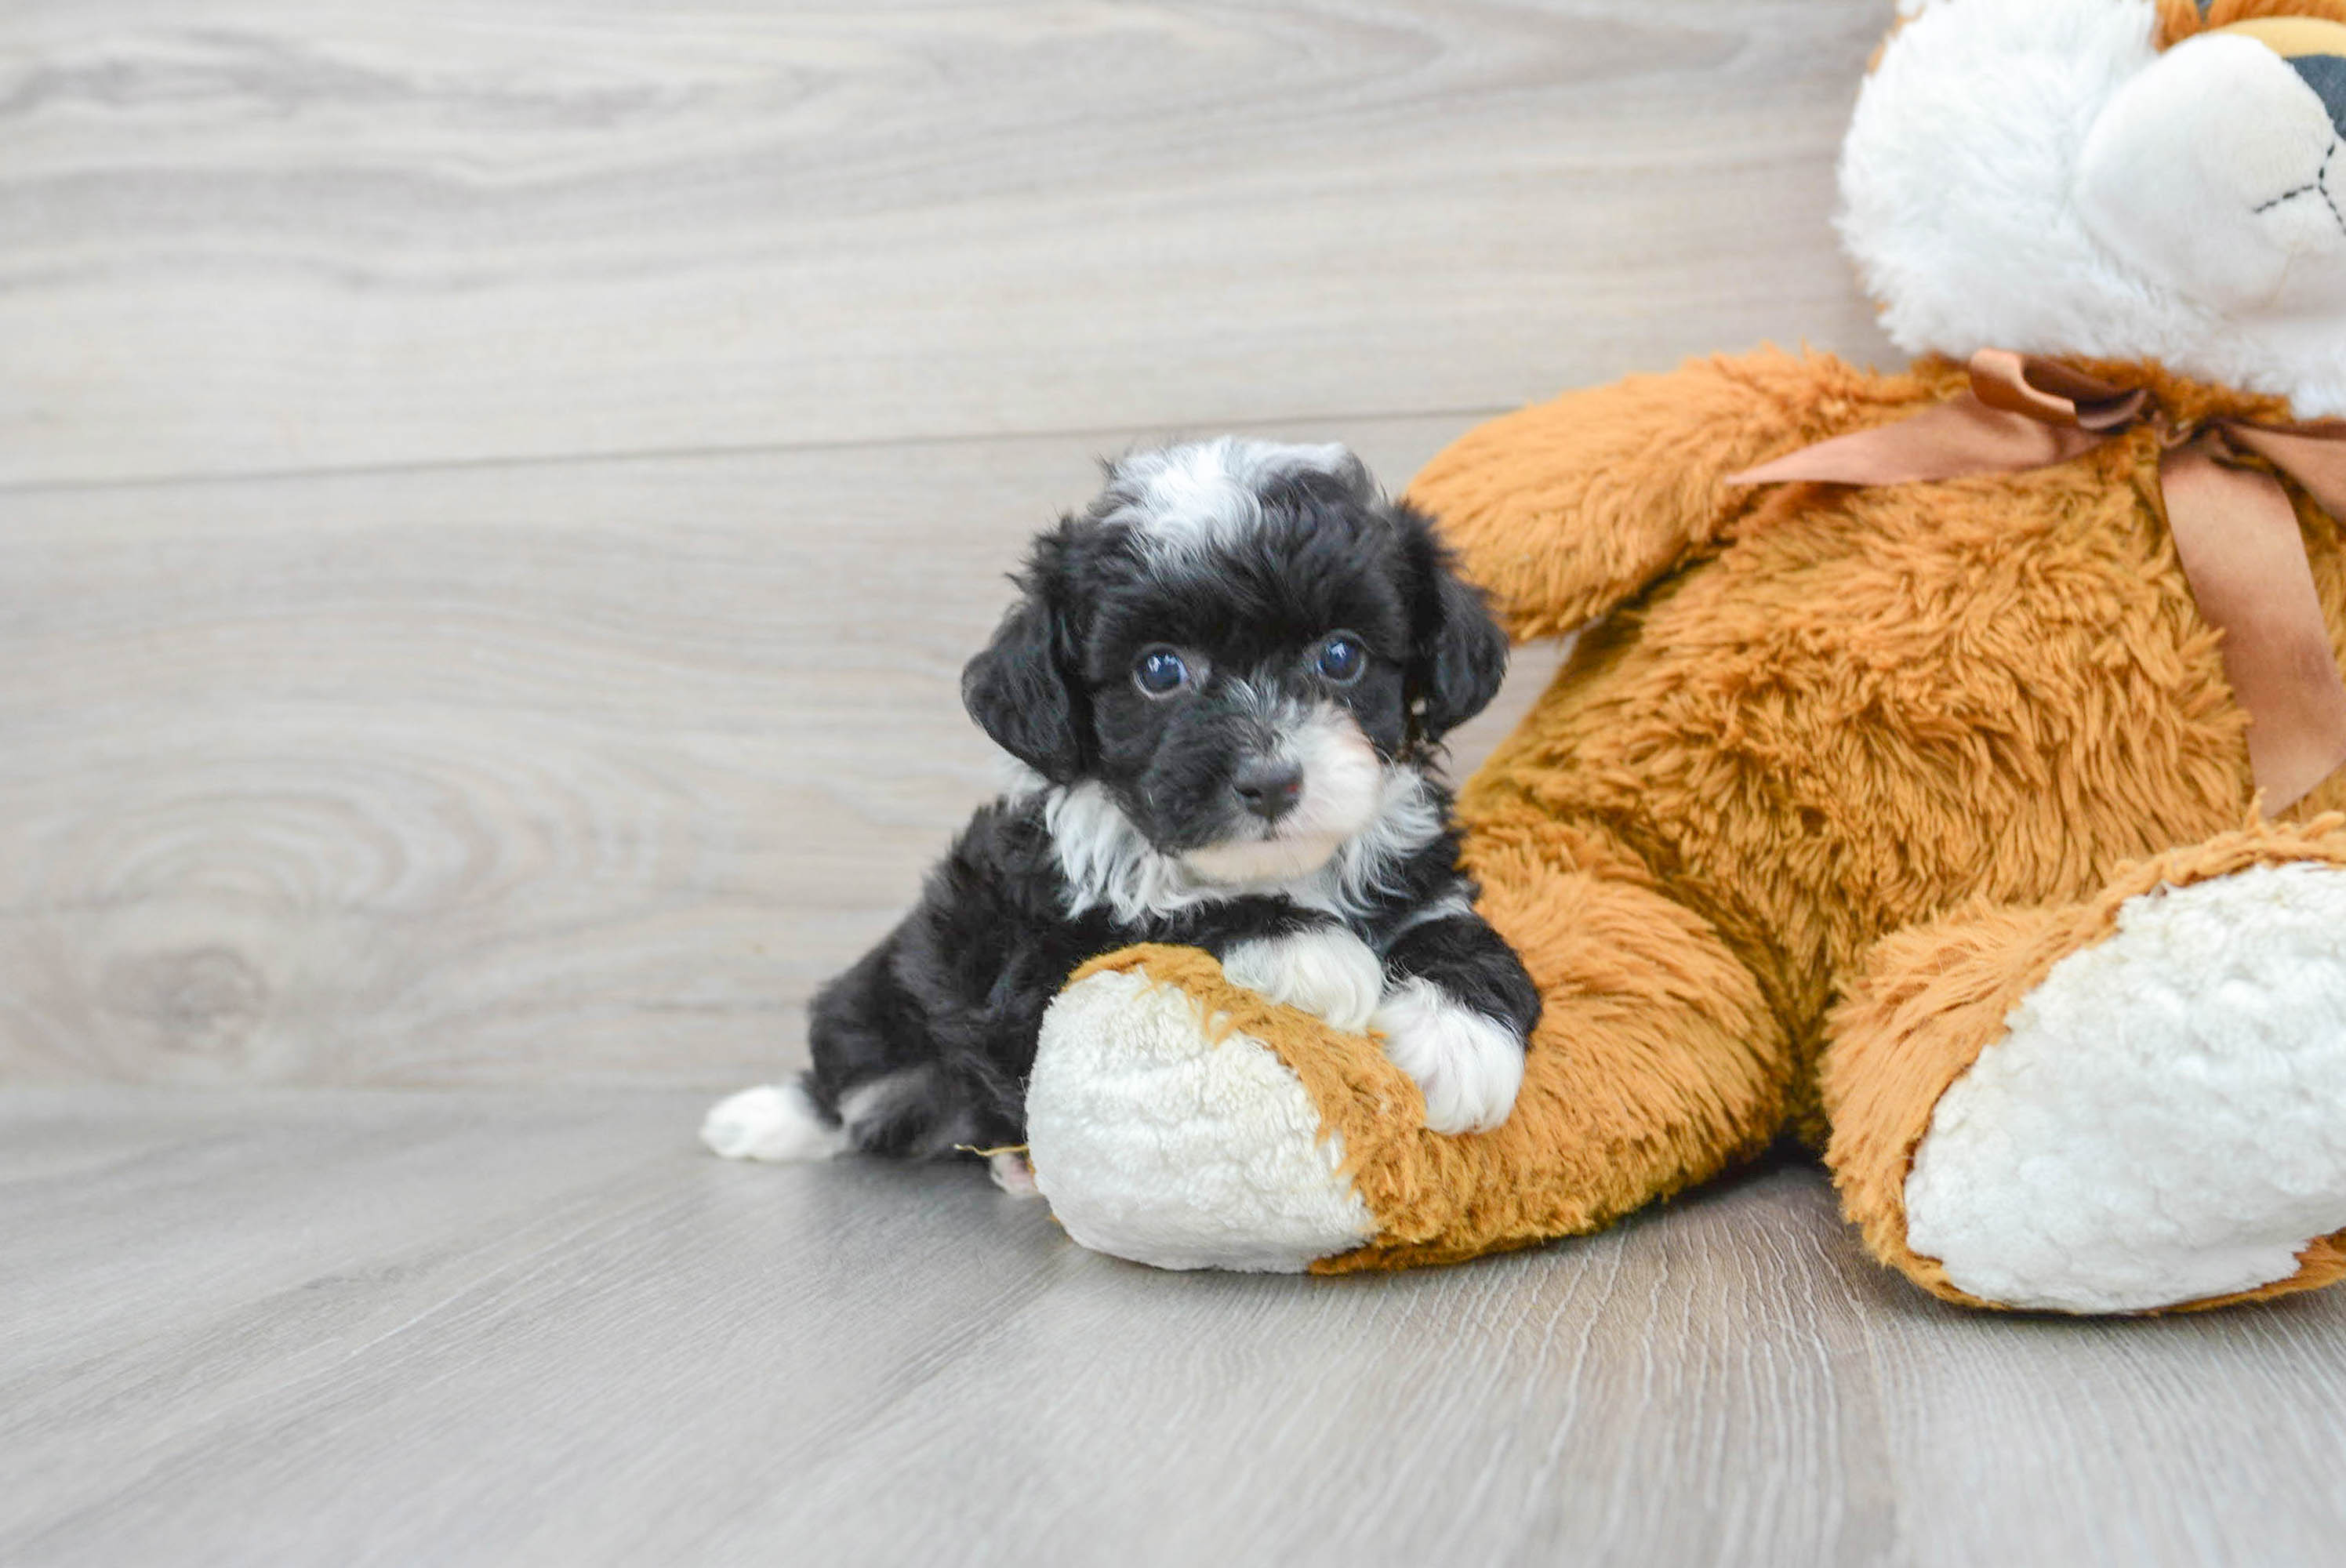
[1905,862,2346,1312]
[1220,927,1384,1033]
[700,1082,848,1163]
[1026,964,1375,1272]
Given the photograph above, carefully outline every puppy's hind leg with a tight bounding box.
[702,1077,850,1163]
[988,1150,1041,1197]
[699,1065,1002,1169]
[703,937,900,1164]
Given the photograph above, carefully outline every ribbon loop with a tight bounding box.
[1726,354,2346,811]
[1966,349,2148,433]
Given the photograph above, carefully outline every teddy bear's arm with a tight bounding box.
[1405,349,1929,640]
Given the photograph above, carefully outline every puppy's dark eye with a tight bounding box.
[1315,633,1366,684]
[1134,646,1191,696]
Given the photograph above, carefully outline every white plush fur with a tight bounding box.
[1904,863,2346,1312]
[1370,977,1527,1136]
[701,1081,849,1163]
[1039,763,1447,925]
[1222,927,1386,1034]
[1026,965,1376,1271]
[1102,437,1367,561]
[2079,35,2346,322]
[1842,0,2346,415]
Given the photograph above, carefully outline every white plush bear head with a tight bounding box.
[1840,0,2346,415]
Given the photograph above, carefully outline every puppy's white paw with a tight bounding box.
[1222,927,1385,1033]
[989,1150,1043,1198]
[1371,978,1527,1135]
[700,1081,849,1163]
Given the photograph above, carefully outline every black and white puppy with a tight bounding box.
[703,438,1540,1188]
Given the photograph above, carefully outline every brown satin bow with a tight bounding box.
[1727,350,2346,811]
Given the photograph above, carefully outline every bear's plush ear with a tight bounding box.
[961,528,1091,782]
[1395,501,1509,744]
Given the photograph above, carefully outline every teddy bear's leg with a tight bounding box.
[1393,825,1796,1258]
[1823,821,2346,1314]
[1026,824,1796,1271]
[1026,953,1385,1271]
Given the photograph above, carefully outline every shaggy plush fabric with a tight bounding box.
[1031,920,1781,1277]
[1905,862,2346,1311]
[1414,352,2346,1300]
[1422,351,2341,1127]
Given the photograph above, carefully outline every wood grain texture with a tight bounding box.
[6,1090,2344,1568]
[0,0,1894,1086]
[0,0,1895,488]
[0,417,1562,1085]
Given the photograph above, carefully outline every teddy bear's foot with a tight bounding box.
[1902,862,2346,1313]
[1025,957,1376,1272]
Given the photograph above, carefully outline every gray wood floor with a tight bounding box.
[9,1091,2346,1567]
[9,2,2344,1563]
[2,0,1891,1087]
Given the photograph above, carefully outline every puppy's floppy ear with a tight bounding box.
[961,527,1091,782]
[1395,502,1509,743]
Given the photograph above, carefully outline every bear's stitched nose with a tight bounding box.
[1233,758,1304,822]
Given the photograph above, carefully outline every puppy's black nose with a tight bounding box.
[1233,758,1304,821]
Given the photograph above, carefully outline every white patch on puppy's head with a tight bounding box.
[1099,438,1371,561]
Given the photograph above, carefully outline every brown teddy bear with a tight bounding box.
[1022,0,2346,1313]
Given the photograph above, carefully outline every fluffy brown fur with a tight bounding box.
[1431,355,2333,1067]
[1418,350,2346,1291]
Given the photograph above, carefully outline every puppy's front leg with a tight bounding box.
[1374,908,1542,1135]
[1200,911,1385,1035]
